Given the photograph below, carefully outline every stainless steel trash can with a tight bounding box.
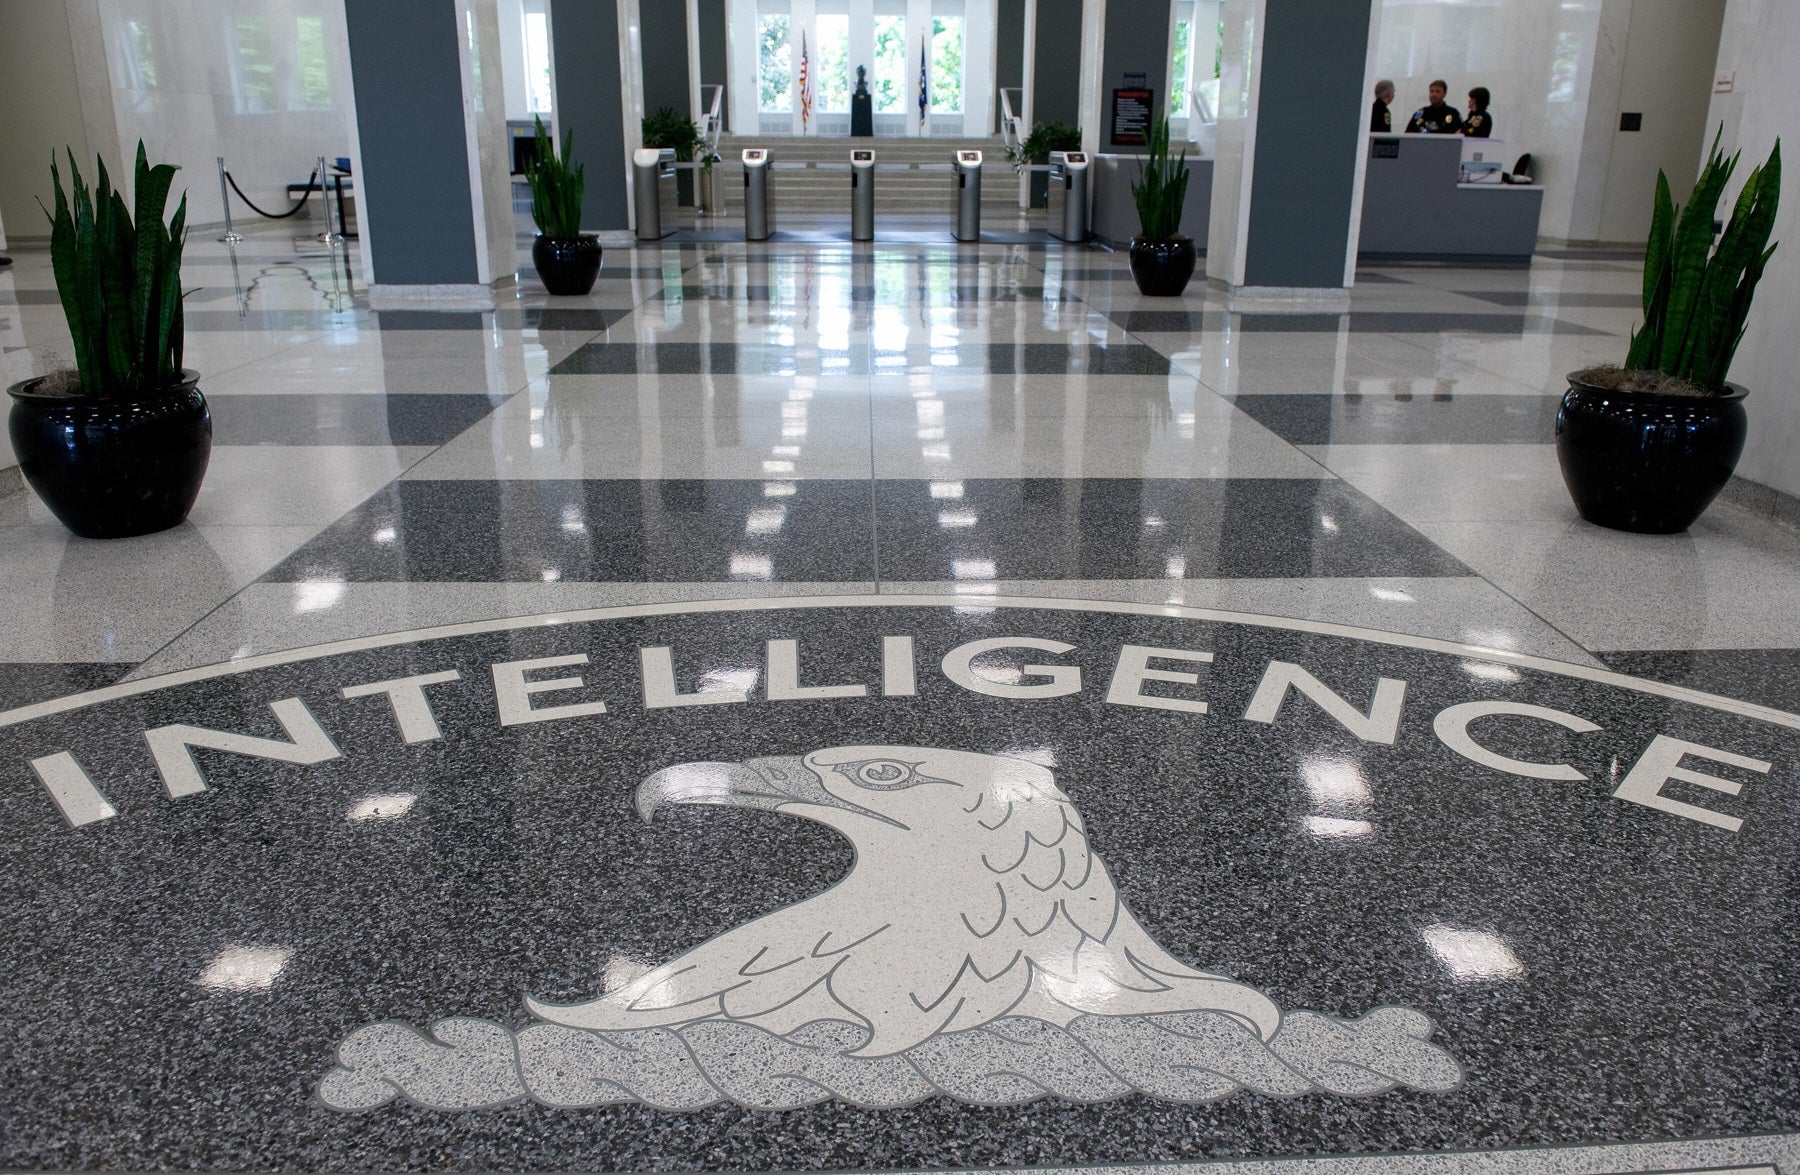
[1047,151,1089,242]
[851,149,875,242]
[742,148,772,241]
[952,150,982,242]
[633,147,678,240]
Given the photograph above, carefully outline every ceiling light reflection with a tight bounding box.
[197,946,294,992]
[346,793,419,821]
[1305,816,1374,840]
[1421,925,1525,981]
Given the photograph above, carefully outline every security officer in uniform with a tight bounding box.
[1405,79,1462,134]
[1461,86,1494,138]
[1371,79,1395,132]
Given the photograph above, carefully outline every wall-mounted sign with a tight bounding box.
[1111,87,1155,146]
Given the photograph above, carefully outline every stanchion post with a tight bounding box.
[316,155,343,244]
[216,156,244,244]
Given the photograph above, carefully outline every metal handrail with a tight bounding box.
[999,87,1024,152]
[702,84,724,153]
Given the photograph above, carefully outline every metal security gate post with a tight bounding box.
[742,149,772,241]
[1048,151,1090,242]
[850,150,875,242]
[634,148,678,240]
[953,150,982,242]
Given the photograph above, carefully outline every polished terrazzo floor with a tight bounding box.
[0,213,1796,1172]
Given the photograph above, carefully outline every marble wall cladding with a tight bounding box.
[1366,0,1609,241]
[1705,0,1800,500]
[63,0,359,229]
[0,0,104,241]
[460,0,520,284]
[1203,0,1259,287]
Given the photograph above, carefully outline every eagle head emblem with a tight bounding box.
[323,746,1463,1112]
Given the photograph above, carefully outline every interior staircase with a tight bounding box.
[711,133,1026,217]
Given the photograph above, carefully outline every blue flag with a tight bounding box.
[918,38,929,125]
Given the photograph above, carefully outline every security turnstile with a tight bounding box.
[952,150,982,242]
[633,147,678,240]
[851,149,876,241]
[742,148,772,240]
[1047,151,1090,242]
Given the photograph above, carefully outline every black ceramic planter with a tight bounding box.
[532,234,603,296]
[1128,235,1197,296]
[1553,374,1748,534]
[7,370,212,539]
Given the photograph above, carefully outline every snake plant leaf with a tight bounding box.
[1657,132,1737,372]
[162,193,188,377]
[38,141,188,397]
[1642,170,1674,317]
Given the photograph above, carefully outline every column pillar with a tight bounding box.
[1206,0,1374,298]
[344,0,493,299]
[548,0,634,232]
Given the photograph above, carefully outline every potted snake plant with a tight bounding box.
[1128,113,1194,296]
[7,143,210,539]
[526,115,601,296]
[1556,128,1781,533]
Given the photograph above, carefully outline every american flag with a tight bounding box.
[917,38,928,125]
[799,31,811,131]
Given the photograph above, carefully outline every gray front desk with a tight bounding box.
[1359,134,1542,262]
[1090,155,1213,250]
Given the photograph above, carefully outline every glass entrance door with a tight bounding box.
[733,0,975,137]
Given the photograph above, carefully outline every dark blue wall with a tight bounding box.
[551,0,629,231]
[1242,0,1372,286]
[1031,0,1083,130]
[996,0,1025,134]
[343,0,478,284]
[1100,0,1170,147]
[697,0,729,129]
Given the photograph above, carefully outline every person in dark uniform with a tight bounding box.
[1461,86,1493,137]
[1371,79,1395,132]
[1405,80,1462,134]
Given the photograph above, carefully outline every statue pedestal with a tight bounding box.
[851,93,874,137]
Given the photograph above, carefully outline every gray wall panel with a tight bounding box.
[344,0,478,285]
[1242,0,1370,286]
[640,1,692,118]
[697,0,729,129]
[1031,0,1082,130]
[996,0,1025,134]
[1099,0,1169,147]
[551,0,629,231]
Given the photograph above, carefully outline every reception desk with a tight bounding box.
[1358,134,1542,263]
[1089,154,1213,250]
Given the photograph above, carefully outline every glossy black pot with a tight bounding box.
[7,370,212,539]
[532,234,603,296]
[1128,235,1197,296]
[1553,374,1747,534]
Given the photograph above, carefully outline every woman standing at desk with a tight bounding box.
[1462,87,1494,137]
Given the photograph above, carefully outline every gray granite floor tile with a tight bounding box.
[0,661,137,710]
[872,478,1470,580]
[1230,395,1562,445]
[207,393,510,446]
[261,479,879,583]
[1594,648,1800,716]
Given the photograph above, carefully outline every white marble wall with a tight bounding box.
[1704,0,1800,500]
[0,0,108,241]
[1203,0,1260,286]
[459,0,520,284]
[56,0,359,229]
[1366,0,1611,241]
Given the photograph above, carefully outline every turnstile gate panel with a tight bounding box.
[851,149,875,241]
[953,150,982,242]
[1048,151,1089,243]
[742,148,772,241]
[633,147,678,240]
